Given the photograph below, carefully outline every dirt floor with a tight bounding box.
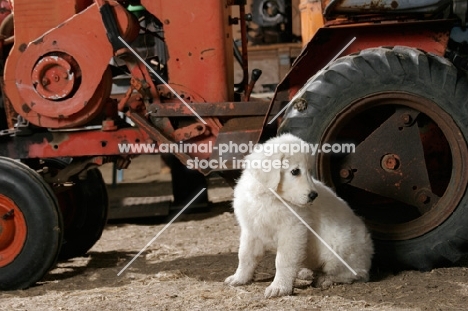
[1,156,468,311]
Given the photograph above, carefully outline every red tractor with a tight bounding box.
[1,0,468,290]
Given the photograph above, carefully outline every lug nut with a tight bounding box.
[340,168,351,179]
[418,193,430,204]
[401,113,412,125]
[382,154,400,171]
[339,168,353,182]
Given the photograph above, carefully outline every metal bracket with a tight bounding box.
[41,157,107,184]
[0,115,30,137]
[0,128,16,137]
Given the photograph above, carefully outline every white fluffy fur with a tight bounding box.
[225,133,374,298]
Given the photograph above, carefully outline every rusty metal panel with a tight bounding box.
[12,0,87,40]
[151,101,272,117]
[0,128,151,159]
[141,0,234,103]
[3,2,138,128]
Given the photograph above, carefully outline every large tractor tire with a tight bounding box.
[279,46,468,270]
[0,157,63,290]
[24,159,109,260]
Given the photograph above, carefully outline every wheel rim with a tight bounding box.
[0,194,27,266]
[319,92,468,240]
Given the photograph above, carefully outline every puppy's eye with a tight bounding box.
[291,168,301,176]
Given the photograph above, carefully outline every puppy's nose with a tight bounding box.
[308,191,318,202]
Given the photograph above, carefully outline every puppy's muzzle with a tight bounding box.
[308,191,318,202]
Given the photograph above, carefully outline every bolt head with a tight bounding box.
[401,114,412,125]
[418,193,430,204]
[382,154,400,171]
[340,169,350,178]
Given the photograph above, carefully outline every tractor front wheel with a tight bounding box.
[0,157,62,290]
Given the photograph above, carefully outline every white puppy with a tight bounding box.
[225,133,373,298]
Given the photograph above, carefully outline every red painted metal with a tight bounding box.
[0,194,27,267]
[151,100,272,117]
[238,1,249,93]
[3,1,138,128]
[148,83,224,153]
[140,0,234,103]
[31,54,77,100]
[0,127,152,159]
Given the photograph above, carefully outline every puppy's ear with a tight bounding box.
[243,150,283,191]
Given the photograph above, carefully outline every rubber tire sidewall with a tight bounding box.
[279,46,468,270]
[22,159,109,260]
[58,168,109,260]
[0,157,62,290]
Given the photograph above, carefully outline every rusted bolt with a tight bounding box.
[339,168,353,182]
[401,113,412,125]
[381,154,400,171]
[417,193,430,204]
[340,168,351,179]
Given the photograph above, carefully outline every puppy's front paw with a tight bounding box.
[297,268,314,281]
[225,274,251,286]
[313,275,333,289]
[264,282,293,298]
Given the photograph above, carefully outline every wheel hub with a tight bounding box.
[338,106,437,212]
[0,195,27,267]
[319,92,468,240]
[381,154,400,171]
[31,54,78,101]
